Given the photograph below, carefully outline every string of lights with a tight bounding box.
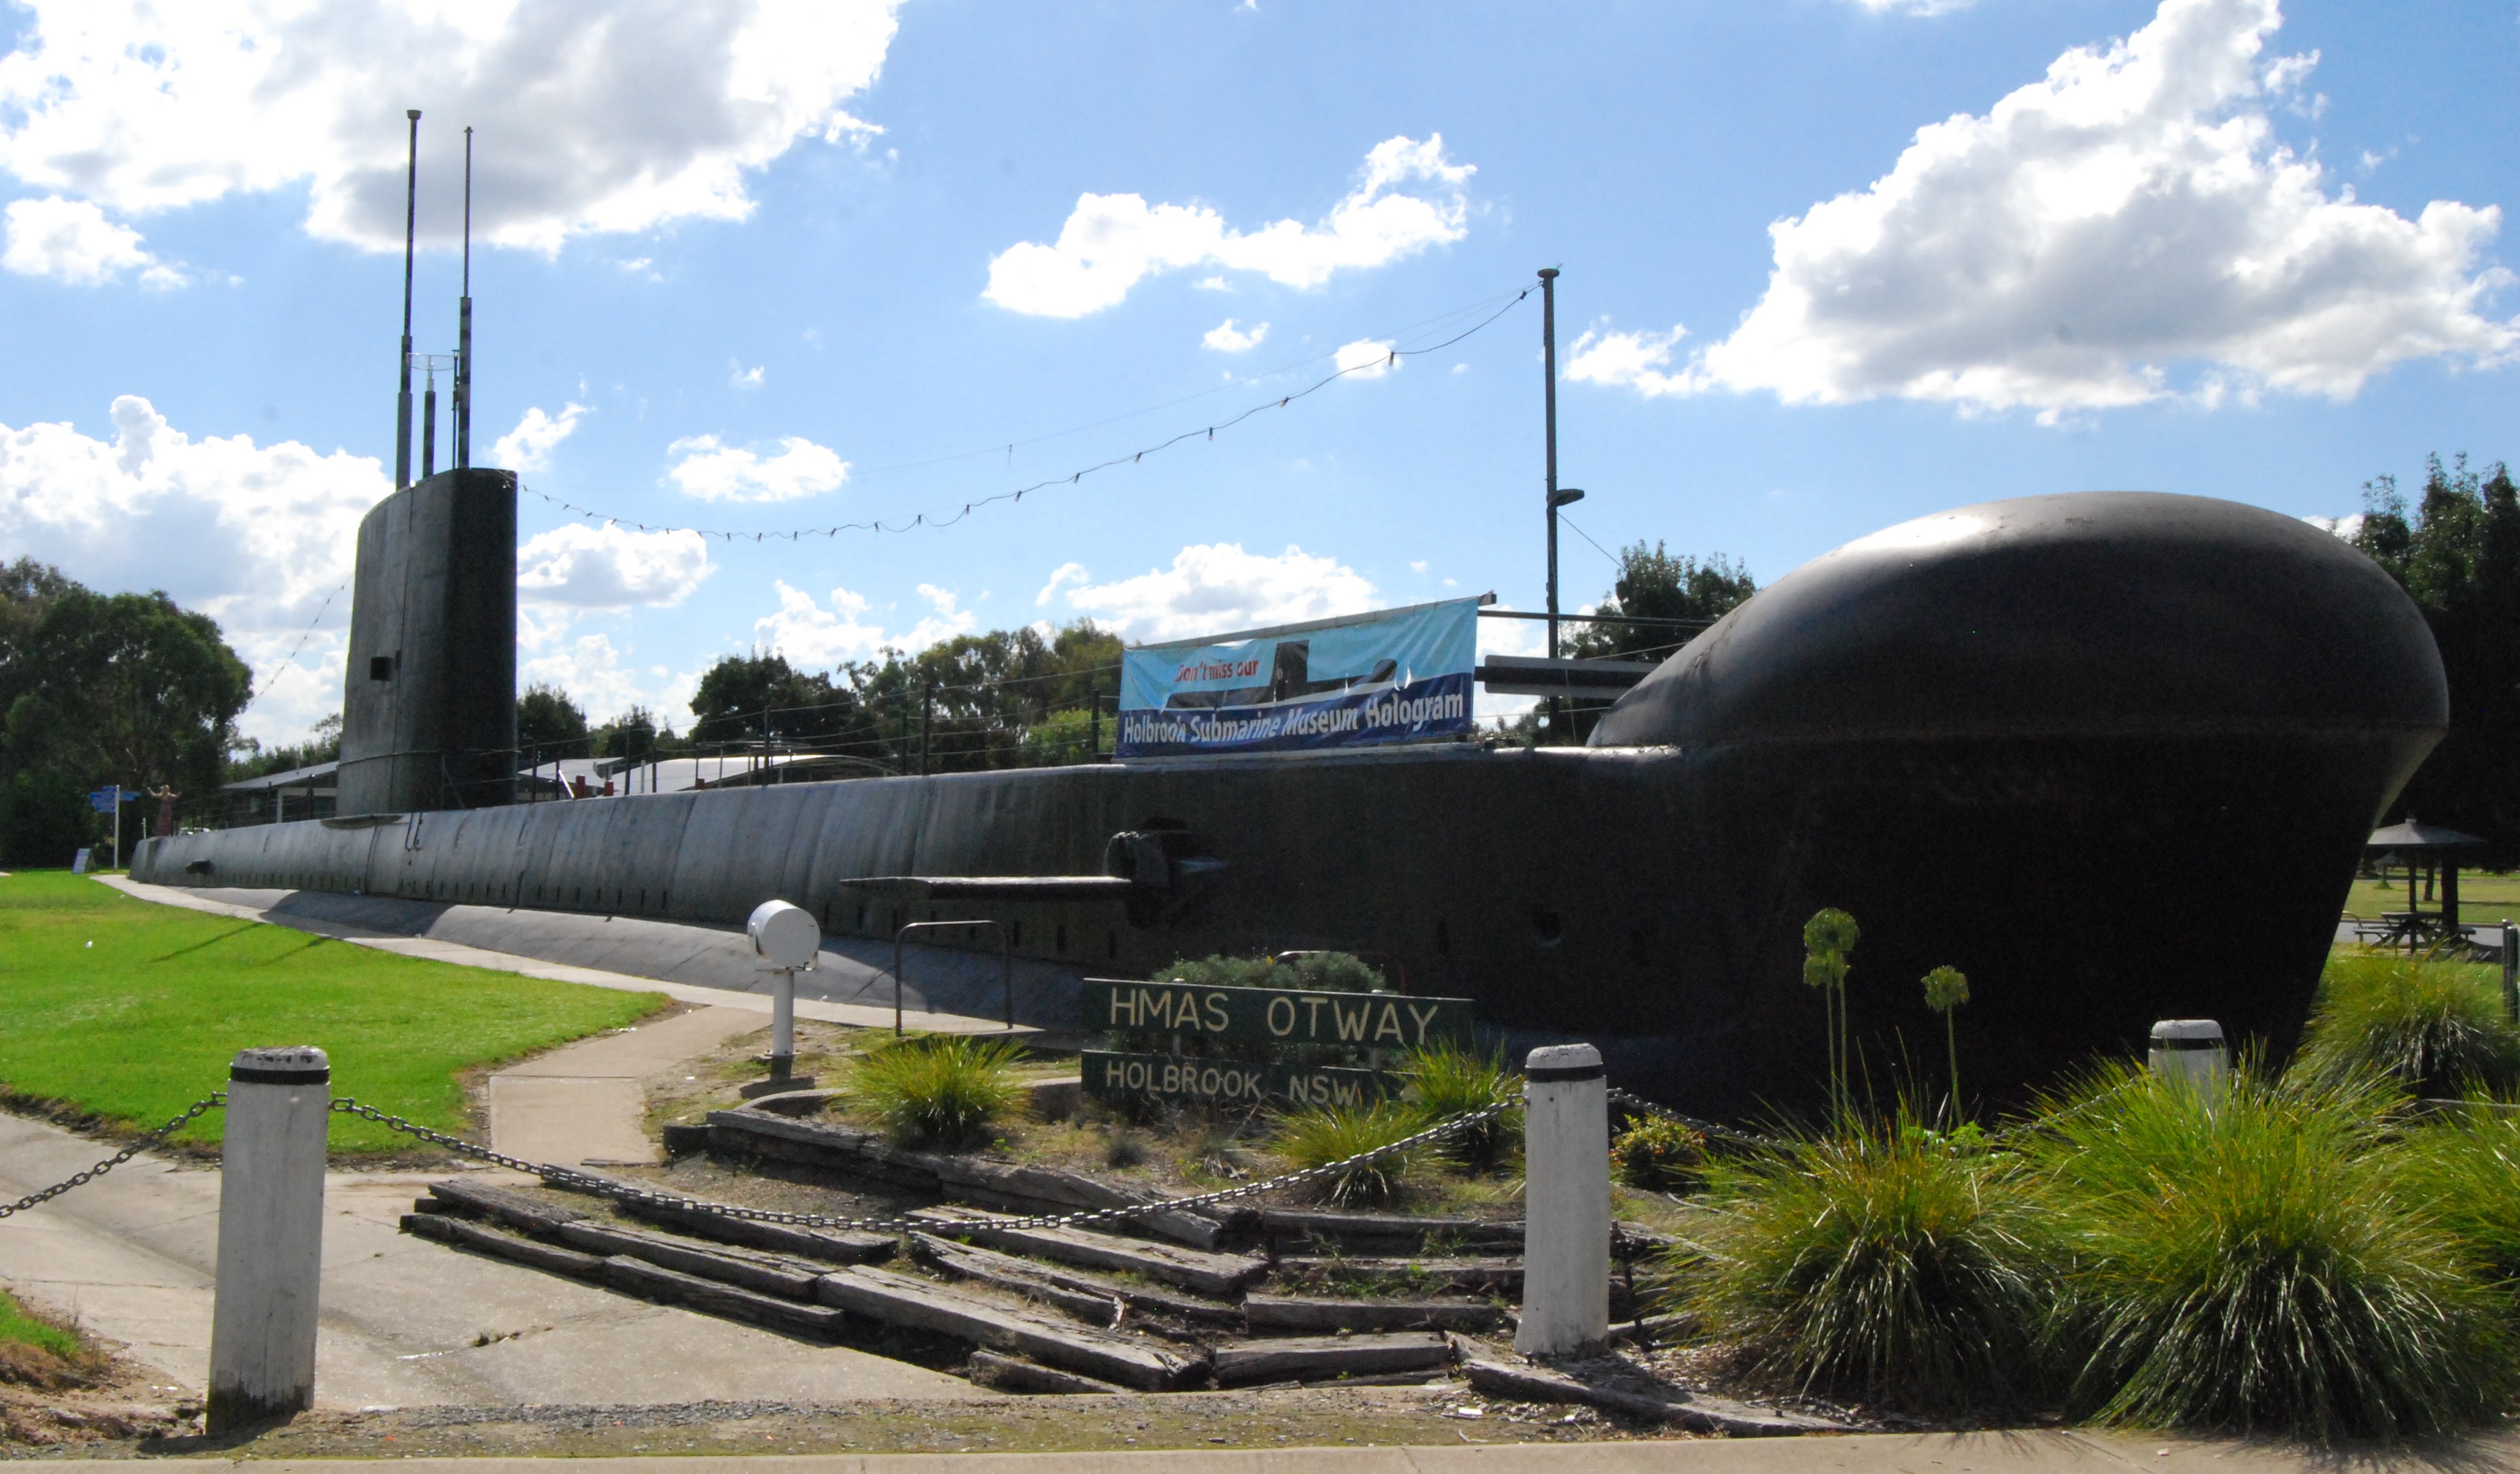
[521,284,1536,543]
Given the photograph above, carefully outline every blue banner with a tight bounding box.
[1118,598,1478,757]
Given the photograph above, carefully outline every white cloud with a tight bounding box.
[0,1,899,254]
[753,579,973,665]
[521,632,649,725]
[984,135,1472,318]
[666,433,848,502]
[2302,511,2364,540]
[0,395,384,742]
[1038,544,1376,642]
[1035,562,1090,606]
[1334,338,1400,379]
[731,363,765,390]
[517,524,711,610]
[1578,0,2515,419]
[2,196,180,286]
[1844,0,1976,14]
[1203,318,1269,353]
[491,402,589,473]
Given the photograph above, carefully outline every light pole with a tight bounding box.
[1539,269,1586,741]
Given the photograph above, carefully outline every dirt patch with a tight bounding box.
[0,1322,199,1450]
[67,1383,1716,1459]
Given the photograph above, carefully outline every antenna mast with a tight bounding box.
[455,126,473,470]
[394,109,420,490]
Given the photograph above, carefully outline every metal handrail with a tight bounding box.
[891,919,1014,1035]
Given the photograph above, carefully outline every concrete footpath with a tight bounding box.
[0,1111,982,1407]
[10,1430,2515,1472]
[485,1004,761,1167]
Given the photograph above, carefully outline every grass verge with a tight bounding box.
[0,870,667,1154]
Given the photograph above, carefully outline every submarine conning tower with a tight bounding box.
[334,467,518,815]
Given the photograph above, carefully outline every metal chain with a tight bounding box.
[1608,1086,1779,1149]
[0,1093,227,1220]
[333,1096,1511,1236]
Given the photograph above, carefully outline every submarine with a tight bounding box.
[132,466,2445,1116]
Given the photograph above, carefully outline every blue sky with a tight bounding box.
[1,0,2512,747]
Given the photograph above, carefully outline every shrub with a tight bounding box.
[1273,1100,1429,1206]
[1665,1103,2050,1410]
[1403,1040,1522,1172]
[1612,1115,1708,1193]
[849,1034,1029,1150]
[2292,952,2520,1099]
[1155,951,1388,993]
[2025,1063,2513,1441]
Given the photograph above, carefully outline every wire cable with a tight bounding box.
[521,286,1536,543]
[239,577,350,713]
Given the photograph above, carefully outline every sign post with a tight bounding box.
[1080,977,1474,1110]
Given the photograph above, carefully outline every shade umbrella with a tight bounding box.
[2366,817,2488,930]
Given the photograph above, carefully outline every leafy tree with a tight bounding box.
[592,706,660,762]
[2354,454,2520,859]
[0,769,98,867]
[1,583,249,802]
[687,653,846,747]
[515,683,589,758]
[230,712,341,781]
[1568,541,1757,662]
[683,620,1123,776]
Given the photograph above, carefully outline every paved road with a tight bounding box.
[0,1112,982,1407]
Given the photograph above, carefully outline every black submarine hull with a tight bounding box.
[136,493,2445,1114]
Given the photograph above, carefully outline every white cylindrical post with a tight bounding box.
[1517,1042,1609,1357]
[2148,1019,2228,1097]
[2502,922,2517,1022]
[207,1046,330,1434]
[770,969,797,1079]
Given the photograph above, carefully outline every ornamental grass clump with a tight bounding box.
[2395,1109,2520,1291]
[850,1034,1029,1151]
[1663,1102,2050,1411]
[1402,1040,1521,1173]
[2025,1063,2513,1441]
[1273,1099,1428,1206]
[2292,951,2520,1099]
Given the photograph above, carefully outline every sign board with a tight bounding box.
[1082,1051,1401,1110]
[1083,978,1474,1049]
[71,848,90,874]
[1116,598,1477,758]
[88,787,121,814]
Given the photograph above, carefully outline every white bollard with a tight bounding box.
[2148,1019,2229,1097]
[744,900,822,1096]
[206,1046,330,1434]
[1517,1042,1610,1357]
[2502,921,2517,1023]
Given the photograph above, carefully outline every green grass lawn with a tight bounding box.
[0,1286,80,1361]
[2345,869,2520,928]
[0,870,667,1154]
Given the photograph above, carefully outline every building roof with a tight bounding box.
[223,760,339,793]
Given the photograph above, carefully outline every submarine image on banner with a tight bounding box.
[133,483,2446,1116]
